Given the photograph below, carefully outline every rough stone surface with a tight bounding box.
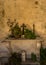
[0,40,41,57]
[0,0,46,45]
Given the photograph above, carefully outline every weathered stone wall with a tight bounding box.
[0,39,41,57]
[0,0,46,46]
[0,0,46,45]
[3,0,46,35]
[0,39,41,64]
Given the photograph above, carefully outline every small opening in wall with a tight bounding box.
[35,1,38,5]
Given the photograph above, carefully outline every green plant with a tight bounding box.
[24,29,36,39]
[40,47,46,65]
[7,22,21,38]
[7,22,37,39]
[8,52,21,65]
[13,23,21,38]
[31,53,37,62]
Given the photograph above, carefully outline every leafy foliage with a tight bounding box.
[12,23,21,38]
[24,29,36,39]
[8,52,21,65]
[9,23,21,38]
[31,53,37,62]
[7,21,37,39]
[40,47,46,65]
